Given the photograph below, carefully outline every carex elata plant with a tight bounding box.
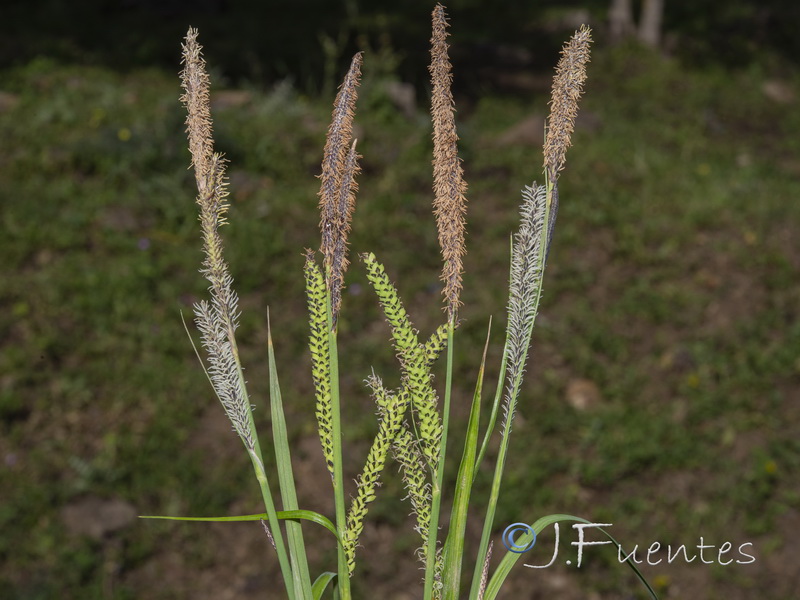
[142,5,660,599]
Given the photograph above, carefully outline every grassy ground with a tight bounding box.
[1,44,798,599]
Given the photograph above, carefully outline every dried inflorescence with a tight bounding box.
[477,541,493,600]
[544,25,593,182]
[543,26,591,260]
[178,8,593,592]
[318,53,363,325]
[180,28,214,189]
[430,3,468,322]
[180,28,252,449]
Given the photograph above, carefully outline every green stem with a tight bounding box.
[267,319,314,599]
[441,319,490,600]
[469,378,510,600]
[327,305,351,600]
[469,181,552,599]
[226,333,296,600]
[423,319,455,599]
[248,448,296,600]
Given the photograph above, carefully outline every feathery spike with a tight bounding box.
[181,29,251,450]
[544,26,592,182]
[329,139,361,323]
[476,541,493,600]
[180,28,214,190]
[430,4,468,322]
[503,183,548,433]
[319,53,363,326]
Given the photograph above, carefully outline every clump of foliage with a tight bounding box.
[146,5,657,599]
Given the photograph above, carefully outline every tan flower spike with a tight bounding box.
[430,3,468,322]
[318,53,363,326]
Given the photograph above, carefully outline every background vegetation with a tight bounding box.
[1,2,798,598]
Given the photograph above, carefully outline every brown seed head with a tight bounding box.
[179,30,236,327]
[180,28,214,192]
[328,139,360,323]
[180,30,249,450]
[318,53,363,325]
[544,25,592,182]
[430,4,467,322]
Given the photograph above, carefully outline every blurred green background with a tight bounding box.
[1,1,799,598]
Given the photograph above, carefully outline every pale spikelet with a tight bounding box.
[180,29,251,449]
[180,28,214,190]
[476,541,493,600]
[367,372,392,414]
[502,184,547,433]
[430,4,468,321]
[318,53,363,325]
[260,519,277,550]
[433,549,444,598]
[195,300,252,448]
[197,154,240,331]
[544,25,592,182]
[344,380,409,574]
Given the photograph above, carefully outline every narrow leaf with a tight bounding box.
[441,318,492,599]
[312,572,338,600]
[268,311,313,598]
[140,509,340,541]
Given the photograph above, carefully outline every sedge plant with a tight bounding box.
[143,5,659,599]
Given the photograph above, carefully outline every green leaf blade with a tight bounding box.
[268,313,314,598]
[442,318,491,600]
[312,572,337,600]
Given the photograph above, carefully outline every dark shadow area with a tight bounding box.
[4,0,800,96]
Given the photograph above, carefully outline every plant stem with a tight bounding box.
[248,449,296,600]
[267,318,314,599]
[469,183,551,599]
[327,302,351,600]
[227,334,296,599]
[423,319,455,599]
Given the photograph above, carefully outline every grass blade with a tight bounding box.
[268,310,313,598]
[312,572,338,600]
[140,509,339,539]
[441,318,492,599]
[469,185,548,599]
